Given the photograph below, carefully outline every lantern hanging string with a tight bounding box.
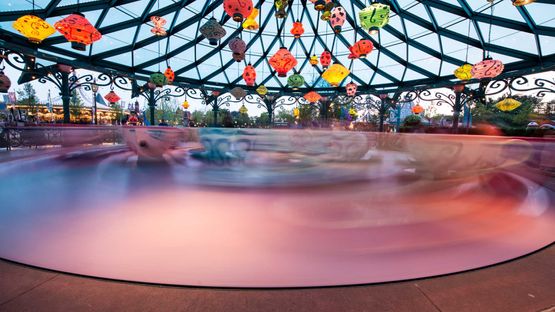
[465,18,471,63]
[487,2,495,58]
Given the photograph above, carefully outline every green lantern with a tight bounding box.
[149,71,167,88]
[359,3,390,35]
[287,74,305,90]
[275,0,288,18]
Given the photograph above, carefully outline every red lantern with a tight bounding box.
[471,58,504,79]
[242,64,256,86]
[348,40,373,59]
[269,47,298,77]
[290,21,304,39]
[346,82,357,97]
[304,91,322,103]
[223,0,254,22]
[104,90,121,104]
[320,50,331,68]
[54,13,101,51]
[150,16,167,36]
[164,66,175,84]
[412,104,424,115]
[453,84,465,93]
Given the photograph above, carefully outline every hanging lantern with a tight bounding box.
[287,74,305,90]
[330,6,346,33]
[0,71,11,93]
[150,16,167,36]
[512,0,534,5]
[200,17,226,46]
[229,37,247,59]
[346,82,357,97]
[232,51,246,62]
[256,84,268,96]
[359,3,390,35]
[348,40,374,59]
[13,15,56,44]
[495,98,522,111]
[182,100,190,109]
[321,2,335,21]
[471,58,504,79]
[149,72,167,87]
[104,91,121,104]
[275,0,289,18]
[269,47,298,77]
[320,50,332,68]
[164,66,175,84]
[230,87,247,100]
[321,10,332,21]
[349,108,358,118]
[454,63,473,81]
[54,13,101,51]
[322,63,350,87]
[304,91,322,103]
[242,8,259,30]
[242,64,256,86]
[293,107,300,117]
[291,21,304,39]
[223,0,254,22]
[412,104,424,115]
[309,55,319,66]
[311,0,326,11]
[239,104,249,114]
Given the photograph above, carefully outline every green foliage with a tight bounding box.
[17,83,40,115]
[69,90,84,121]
[471,95,543,130]
[154,98,184,126]
[403,114,421,126]
[275,107,295,123]
[256,112,270,127]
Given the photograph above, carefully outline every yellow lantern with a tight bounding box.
[242,8,259,30]
[13,15,56,44]
[495,98,521,112]
[512,0,534,6]
[239,104,248,114]
[256,84,268,96]
[293,107,300,118]
[182,100,190,109]
[454,63,473,81]
[309,55,319,66]
[321,63,350,87]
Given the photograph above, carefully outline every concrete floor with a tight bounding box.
[0,245,553,312]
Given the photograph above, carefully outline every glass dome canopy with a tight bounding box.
[0,0,554,93]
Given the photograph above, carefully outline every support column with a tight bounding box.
[148,88,156,126]
[60,72,70,124]
[452,91,462,133]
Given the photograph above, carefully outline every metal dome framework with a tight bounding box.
[1,0,555,94]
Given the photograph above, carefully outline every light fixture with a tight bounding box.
[411,104,424,115]
[322,63,350,87]
[495,98,522,111]
[330,6,346,33]
[471,58,504,79]
[13,15,56,44]
[182,100,190,109]
[287,74,305,90]
[223,0,254,22]
[256,84,268,96]
[359,2,390,35]
[454,63,473,80]
[269,47,298,77]
[320,50,332,68]
[239,104,248,114]
[309,55,319,66]
[149,72,167,87]
[348,39,373,59]
[242,8,259,30]
[104,90,121,104]
[150,16,167,36]
[164,66,175,84]
[512,0,534,6]
[200,17,226,46]
[230,87,247,100]
[54,12,101,51]
[229,37,247,60]
[275,0,289,18]
[242,64,256,86]
[304,91,322,103]
[290,21,304,39]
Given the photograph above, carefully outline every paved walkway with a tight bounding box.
[0,244,553,312]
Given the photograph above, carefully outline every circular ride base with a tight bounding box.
[0,129,553,288]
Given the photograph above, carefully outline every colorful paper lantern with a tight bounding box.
[242,8,259,30]
[330,6,346,33]
[230,87,247,100]
[149,72,167,87]
[256,84,268,96]
[453,84,465,93]
[242,64,256,86]
[309,55,319,66]
[471,58,504,79]
[512,0,534,5]
[291,21,304,39]
[321,2,335,21]
[322,63,350,87]
[200,17,226,46]
[182,100,190,109]
[275,0,289,18]
[346,82,357,97]
[229,37,247,58]
[304,91,322,103]
[239,104,248,114]
[321,10,332,21]
[54,12,102,51]
[232,51,246,62]
[269,47,298,77]
[104,91,121,104]
[359,3,390,35]
[312,0,326,11]
[0,71,11,93]
[223,0,254,22]
[495,98,522,111]
[164,66,175,84]
[293,107,300,117]
[287,74,305,90]
[320,50,332,68]
[12,15,56,44]
[348,39,374,59]
[150,16,167,36]
[454,63,473,81]
[412,104,424,115]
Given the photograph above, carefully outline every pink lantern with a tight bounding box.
[150,16,167,36]
[471,58,504,79]
[330,6,346,33]
[346,82,357,97]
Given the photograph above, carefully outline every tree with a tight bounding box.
[472,95,543,133]
[69,90,84,123]
[17,83,40,120]
[275,107,295,124]
[256,112,270,127]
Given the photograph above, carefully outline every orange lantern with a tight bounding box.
[269,47,298,77]
[54,13,101,51]
[320,50,332,68]
[104,90,121,104]
[412,104,424,115]
[348,40,374,59]
[309,55,319,66]
[150,16,167,36]
[290,21,304,39]
[242,64,256,86]
[304,91,322,103]
[223,0,254,22]
[164,66,175,84]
